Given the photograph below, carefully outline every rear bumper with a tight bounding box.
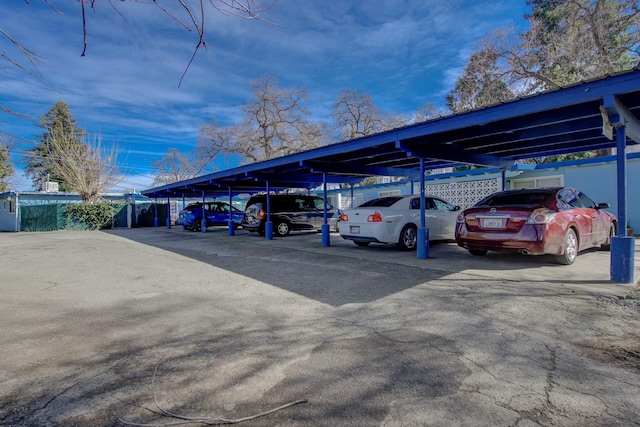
[456,224,564,255]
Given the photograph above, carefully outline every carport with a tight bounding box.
[143,68,640,283]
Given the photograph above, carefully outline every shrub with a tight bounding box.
[66,201,115,230]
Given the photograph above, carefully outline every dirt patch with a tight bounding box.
[575,333,640,373]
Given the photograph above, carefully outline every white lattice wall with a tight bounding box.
[425,178,500,209]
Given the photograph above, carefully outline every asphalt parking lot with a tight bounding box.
[1,227,639,426]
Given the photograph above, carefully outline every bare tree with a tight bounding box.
[151,146,215,187]
[413,103,448,123]
[199,76,326,163]
[332,89,385,140]
[47,130,124,201]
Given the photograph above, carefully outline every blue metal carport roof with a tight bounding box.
[144,69,639,197]
[143,68,640,282]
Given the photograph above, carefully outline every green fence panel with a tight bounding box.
[112,204,128,228]
[20,205,64,232]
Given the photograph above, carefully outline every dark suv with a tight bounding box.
[241,194,335,237]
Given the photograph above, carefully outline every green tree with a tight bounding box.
[446,49,515,113]
[0,134,15,193]
[25,100,87,191]
[448,0,640,112]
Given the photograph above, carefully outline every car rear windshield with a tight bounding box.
[480,191,551,206]
[359,196,403,207]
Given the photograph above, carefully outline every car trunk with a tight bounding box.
[463,208,534,233]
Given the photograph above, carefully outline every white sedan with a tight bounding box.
[338,195,460,250]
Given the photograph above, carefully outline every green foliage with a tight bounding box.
[26,100,87,191]
[448,0,640,113]
[65,201,115,230]
[0,139,14,193]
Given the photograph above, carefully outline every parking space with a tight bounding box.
[1,228,639,426]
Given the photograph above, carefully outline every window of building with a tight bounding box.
[378,190,401,198]
[510,175,563,190]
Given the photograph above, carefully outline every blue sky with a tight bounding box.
[1,0,529,192]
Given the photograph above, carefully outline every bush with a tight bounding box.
[66,201,115,230]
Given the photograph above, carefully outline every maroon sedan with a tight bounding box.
[455,187,617,265]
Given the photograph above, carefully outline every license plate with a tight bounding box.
[350,226,360,234]
[482,219,503,228]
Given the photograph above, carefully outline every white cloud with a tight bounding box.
[2,0,529,190]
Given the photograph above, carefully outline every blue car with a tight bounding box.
[177,202,244,232]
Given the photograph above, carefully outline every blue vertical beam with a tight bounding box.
[410,178,415,195]
[501,169,506,190]
[228,187,235,236]
[610,125,635,283]
[181,194,186,230]
[166,197,171,229]
[201,191,207,233]
[350,184,354,208]
[322,172,330,247]
[265,181,273,240]
[153,198,159,227]
[417,158,429,259]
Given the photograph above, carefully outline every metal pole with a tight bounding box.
[321,172,330,247]
[166,197,171,229]
[417,158,429,259]
[610,124,634,283]
[201,191,207,233]
[228,187,235,236]
[265,181,273,240]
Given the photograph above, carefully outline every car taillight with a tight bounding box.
[258,209,266,220]
[339,212,348,221]
[525,208,555,224]
[367,211,382,222]
[456,212,465,223]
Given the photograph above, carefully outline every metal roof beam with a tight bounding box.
[603,95,640,143]
[396,140,515,169]
[300,161,421,179]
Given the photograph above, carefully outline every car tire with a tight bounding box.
[334,221,340,233]
[354,241,370,247]
[194,221,202,232]
[553,228,578,265]
[275,221,290,237]
[469,249,488,256]
[397,224,417,251]
[600,225,615,251]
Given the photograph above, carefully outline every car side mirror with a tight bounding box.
[596,202,610,209]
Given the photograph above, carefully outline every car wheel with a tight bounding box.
[354,241,370,247]
[397,224,417,251]
[469,249,488,256]
[275,221,290,237]
[194,221,202,232]
[600,225,615,251]
[553,228,578,265]
[334,221,340,233]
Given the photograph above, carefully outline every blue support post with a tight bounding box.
[201,191,207,233]
[501,169,506,191]
[321,172,330,247]
[227,188,235,236]
[181,194,186,230]
[350,184,354,208]
[417,158,429,259]
[265,181,273,240]
[166,197,171,229]
[153,198,159,227]
[610,125,635,283]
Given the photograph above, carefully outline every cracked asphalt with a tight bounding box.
[0,227,639,426]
